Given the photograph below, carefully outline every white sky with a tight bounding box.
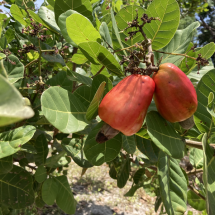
[0,0,44,13]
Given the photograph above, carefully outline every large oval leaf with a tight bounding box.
[0,75,34,127]
[158,151,187,214]
[58,10,78,47]
[41,86,88,133]
[78,41,124,77]
[146,111,185,159]
[84,121,122,166]
[54,0,93,23]
[143,0,180,50]
[62,137,93,168]
[66,14,101,45]
[0,125,36,158]
[0,165,34,209]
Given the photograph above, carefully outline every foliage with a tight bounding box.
[0,0,214,214]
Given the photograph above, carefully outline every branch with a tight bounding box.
[188,185,206,201]
[186,168,203,176]
[91,65,105,78]
[185,139,215,150]
[153,49,196,60]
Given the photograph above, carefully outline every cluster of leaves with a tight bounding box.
[0,0,215,214]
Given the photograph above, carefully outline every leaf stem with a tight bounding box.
[25,59,39,69]
[188,185,206,201]
[91,65,105,78]
[153,50,196,60]
[38,39,42,77]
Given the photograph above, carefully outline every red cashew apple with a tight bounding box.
[152,63,198,123]
[98,74,155,136]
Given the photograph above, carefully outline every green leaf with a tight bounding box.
[35,166,47,183]
[189,148,203,169]
[180,43,215,75]
[54,0,93,23]
[5,28,15,44]
[124,183,142,197]
[86,81,106,121]
[71,53,88,64]
[54,175,77,214]
[46,71,73,91]
[202,133,215,214]
[187,190,206,211]
[10,4,26,25]
[34,134,48,166]
[29,37,65,66]
[143,0,180,50]
[117,154,130,188]
[99,22,113,47]
[0,75,34,126]
[45,151,70,168]
[84,121,122,166]
[114,6,145,49]
[41,86,88,133]
[38,6,60,34]
[195,69,215,133]
[91,63,111,77]
[28,10,56,34]
[0,156,13,175]
[158,151,187,215]
[122,135,136,154]
[67,69,92,86]
[0,125,36,158]
[135,136,159,163]
[78,41,124,77]
[66,13,101,45]
[0,55,24,84]
[111,8,126,56]
[146,111,185,159]
[188,58,214,83]
[62,138,93,168]
[42,178,58,205]
[154,22,200,66]
[133,168,145,184]
[58,10,78,47]
[73,85,92,108]
[91,74,113,97]
[0,165,34,209]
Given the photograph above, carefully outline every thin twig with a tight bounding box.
[91,65,105,78]
[188,185,206,201]
[25,59,39,68]
[186,168,203,176]
[153,49,196,60]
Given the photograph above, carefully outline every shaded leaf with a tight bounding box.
[189,148,203,169]
[34,133,49,166]
[54,0,93,23]
[0,55,24,84]
[154,22,200,66]
[46,71,73,91]
[146,111,185,159]
[62,138,93,168]
[41,86,88,133]
[202,133,215,214]
[86,81,106,121]
[158,151,187,214]
[0,156,13,175]
[84,121,122,166]
[0,125,36,158]
[187,190,206,211]
[78,41,123,77]
[35,166,47,183]
[122,135,136,154]
[117,154,130,188]
[0,165,34,209]
[67,69,92,86]
[135,136,159,163]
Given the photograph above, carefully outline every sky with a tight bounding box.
[0,0,44,13]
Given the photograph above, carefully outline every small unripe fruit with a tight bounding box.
[153,63,198,123]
